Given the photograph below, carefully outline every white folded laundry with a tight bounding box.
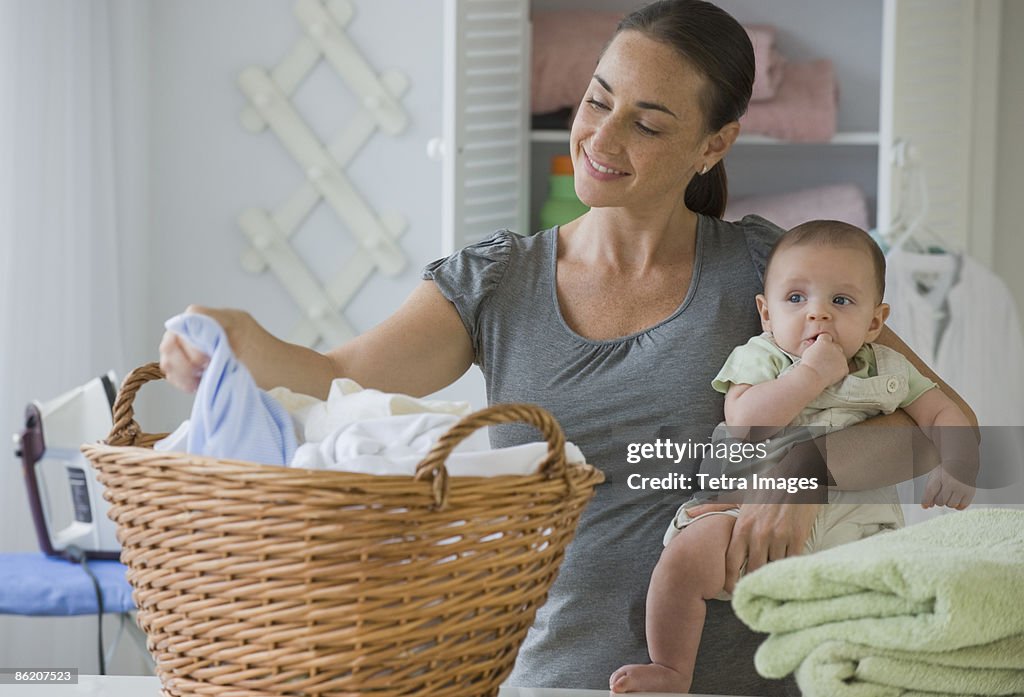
[161,375,584,477]
[154,419,190,453]
[291,411,585,476]
[268,379,473,443]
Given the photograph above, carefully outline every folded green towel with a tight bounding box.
[795,635,1024,697]
[731,509,1024,680]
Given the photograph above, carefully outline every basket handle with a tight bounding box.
[106,362,167,447]
[414,403,572,510]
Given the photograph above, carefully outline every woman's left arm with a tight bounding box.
[873,325,978,426]
[826,325,979,490]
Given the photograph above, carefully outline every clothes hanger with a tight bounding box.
[884,140,961,308]
[885,141,954,257]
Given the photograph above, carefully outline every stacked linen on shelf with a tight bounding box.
[530,13,833,139]
[530,11,621,121]
[739,59,837,142]
[735,23,840,143]
[745,25,786,101]
[157,313,584,476]
[731,509,1024,697]
[725,183,869,232]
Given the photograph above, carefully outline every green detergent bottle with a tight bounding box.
[539,155,588,229]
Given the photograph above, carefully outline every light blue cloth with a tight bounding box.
[165,313,297,466]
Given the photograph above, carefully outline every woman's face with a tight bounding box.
[569,30,716,211]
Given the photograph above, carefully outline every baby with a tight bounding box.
[610,220,977,694]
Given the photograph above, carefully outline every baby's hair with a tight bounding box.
[765,220,887,302]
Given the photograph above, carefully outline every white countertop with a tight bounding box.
[0,674,725,696]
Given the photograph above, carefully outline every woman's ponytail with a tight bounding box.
[684,160,728,218]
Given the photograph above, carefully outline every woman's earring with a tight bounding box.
[700,164,709,175]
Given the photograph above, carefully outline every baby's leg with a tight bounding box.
[610,512,737,694]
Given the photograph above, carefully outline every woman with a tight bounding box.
[161,1,974,692]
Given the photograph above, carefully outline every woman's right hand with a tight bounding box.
[161,282,476,400]
[158,305,250,393]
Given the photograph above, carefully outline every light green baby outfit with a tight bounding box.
[665,332,937,560]
[712,332,935,430]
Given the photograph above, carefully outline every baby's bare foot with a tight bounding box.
[609,663,691,693]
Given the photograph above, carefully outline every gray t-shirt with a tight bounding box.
[423,214,786,694]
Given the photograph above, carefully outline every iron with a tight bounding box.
[14,372,120,559]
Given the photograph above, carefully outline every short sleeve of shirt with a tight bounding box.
[900,362,939,407]
[739,215,785,285]
[421,230,513,359]
[711,334,791,394]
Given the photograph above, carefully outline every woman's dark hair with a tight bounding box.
[616,0,754,218]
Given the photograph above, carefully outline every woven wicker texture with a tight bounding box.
[82,363,604,697]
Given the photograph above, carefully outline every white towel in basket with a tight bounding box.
[290,411,585,476]
[271,381,585,476]
[268,379,473,443]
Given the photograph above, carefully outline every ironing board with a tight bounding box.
[0,553,133,616]
[0,553,150,670]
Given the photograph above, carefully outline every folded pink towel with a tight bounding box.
[531,12,792,116]
[745,25,786,102]
[740,60,837,142]
[531,11,621,115]
[725,184,869,231]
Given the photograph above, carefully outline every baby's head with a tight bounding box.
[757,220,889,360]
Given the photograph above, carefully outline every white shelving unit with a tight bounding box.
[439,0,998,257]
[525,0,890,234]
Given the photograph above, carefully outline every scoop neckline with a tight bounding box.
[548,214,707,346]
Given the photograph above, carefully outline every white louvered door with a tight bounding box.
[440,0,530,254]
[879,0,1000,257]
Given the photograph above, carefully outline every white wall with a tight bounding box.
[994,0,1024,313]
[0,0,154,674]
[111,0,154,373]
[139,0,484,430]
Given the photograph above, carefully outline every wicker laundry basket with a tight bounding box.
[82,363,604,697]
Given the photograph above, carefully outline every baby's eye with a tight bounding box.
[786,293,805,303]
[832,296,853,306]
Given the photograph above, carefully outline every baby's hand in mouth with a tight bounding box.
[800,334,849,385]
